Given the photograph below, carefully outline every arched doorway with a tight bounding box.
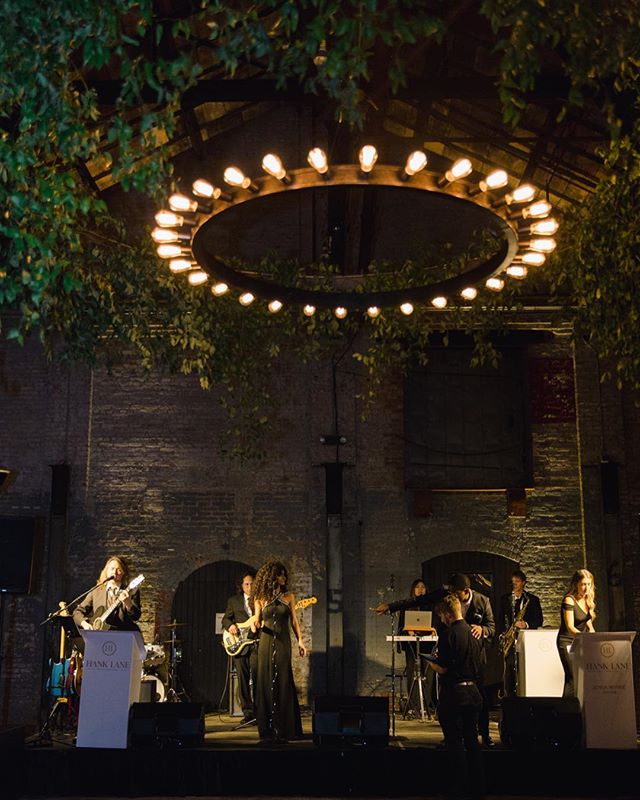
[422,551,518,687]
[172,559,256,711]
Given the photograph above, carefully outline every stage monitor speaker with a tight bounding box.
[313,695,389,747]
[500,696,582,749]
[128,702,204,748]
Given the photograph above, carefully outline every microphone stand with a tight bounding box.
[40,578,109,626]
[27,579,108,747]
[390,610,398,738]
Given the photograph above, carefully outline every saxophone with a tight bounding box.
[500,595,530,657]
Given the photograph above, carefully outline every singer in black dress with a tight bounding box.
[253,560,307,742]
[557,568,596,697]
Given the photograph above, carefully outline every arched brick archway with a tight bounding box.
[172,559,256,711]
[422,550,519,686]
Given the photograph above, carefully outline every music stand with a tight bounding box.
[56,615,81,642]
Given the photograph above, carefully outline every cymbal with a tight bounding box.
[160,639,182,644]
[159,621,186,627]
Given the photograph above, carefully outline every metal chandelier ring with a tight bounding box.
[190,165,519,310]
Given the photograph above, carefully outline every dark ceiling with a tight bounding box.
[78,4,608,211]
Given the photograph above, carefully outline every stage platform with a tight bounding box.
[3,712,640,799]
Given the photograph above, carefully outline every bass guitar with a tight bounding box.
[222,595,317,656]
[91,574,145,630]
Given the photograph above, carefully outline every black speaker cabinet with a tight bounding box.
[500,696,582,749]
[128,702,204,748]
[313,695,389,747]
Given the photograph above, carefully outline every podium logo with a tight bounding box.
[102,640,117,657]
[600,642,615,659]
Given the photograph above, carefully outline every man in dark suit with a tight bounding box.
[222,572,258,724]
[73,556,141,634]
[498,569,544,697]
[449,572,496,748]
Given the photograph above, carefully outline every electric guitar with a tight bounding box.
[90,574,145,630]
[46,601,73,697]
[222,595,317,656]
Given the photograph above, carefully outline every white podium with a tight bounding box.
[76,630,146,749]
[572,631,637,749]
[516,628,565,697]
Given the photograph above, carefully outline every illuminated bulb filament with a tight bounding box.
[431,296,447,309]
[335,306,348,319]
[445,158,472,182]
[262,154,287,180]
[303,304,316,317]
[157,244,183,259]
[521,251,546,266]
[461,287,477,301]
[187,270,208,286]
[155,210,184,228]
[506,265,527,279]
[239,292,255,306]
[307,148,328,174]
[400,302,414,316]
[358,145,378,173]
[367,306,381,319]
[479,169,508,192]
[486,277,504,291]
[169,258,193,273]
[529,238,557,253]
[192,179,214,198]
[168,193,197,213]
[151,227,179,243]
[530,218,559,235]
[211,282,229,296]
[268,299,283,313]
[404,151,427,177]
[224,166,250,189]
[506,184,536,204]
[522,200,552,219]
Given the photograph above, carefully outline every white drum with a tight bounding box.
[140,675,166,703]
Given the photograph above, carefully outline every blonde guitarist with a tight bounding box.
[221,572,258,724]
[73,556,142,636]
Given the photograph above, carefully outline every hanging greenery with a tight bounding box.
[1,0,639,454]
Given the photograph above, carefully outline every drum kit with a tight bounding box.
[140,620,188,703]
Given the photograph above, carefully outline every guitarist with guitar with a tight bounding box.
[222,572,259,724]
[73,556,142,636]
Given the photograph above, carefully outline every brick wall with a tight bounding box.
[1,106,639,729]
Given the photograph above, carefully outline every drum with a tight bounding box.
[144,643,165,669]
[140,674,166,703]
[71,651,83,696]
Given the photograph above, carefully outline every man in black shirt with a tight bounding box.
[428,594,485,800]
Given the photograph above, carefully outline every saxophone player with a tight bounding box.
[498,570,543,696]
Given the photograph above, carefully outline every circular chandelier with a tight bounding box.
[152,146,558,319]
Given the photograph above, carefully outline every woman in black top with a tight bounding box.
[398,579,435,716]
[556,568,596,697]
